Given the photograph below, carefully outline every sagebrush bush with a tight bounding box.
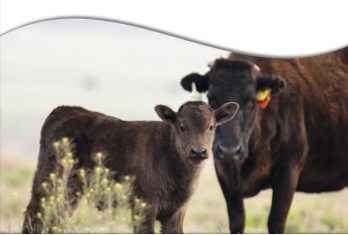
[15,138,149,233]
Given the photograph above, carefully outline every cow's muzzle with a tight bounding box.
[215,144,246,162]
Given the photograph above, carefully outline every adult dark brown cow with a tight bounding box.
[180,47,348,233]
[22,101,239,234]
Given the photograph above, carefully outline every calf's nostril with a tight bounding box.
[191,149,196,156]
[190,148,207,158]
[202,149,207,156]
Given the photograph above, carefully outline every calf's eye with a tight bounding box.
[209,126,214,131]
[180,126,186,132]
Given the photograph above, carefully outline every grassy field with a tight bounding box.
[1,156,347,233]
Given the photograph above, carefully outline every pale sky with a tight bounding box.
[1,19,230,157]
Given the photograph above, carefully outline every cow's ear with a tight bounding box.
[215,102,239,126]
[155,105,176,124]
[181,72,210,92]
[257,74,286,95]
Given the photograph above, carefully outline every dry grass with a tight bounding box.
[1,155,348,233]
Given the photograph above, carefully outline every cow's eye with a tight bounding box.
[246,98,256,108]
[209,126,214,131]
[208,99,217,109]
[180,126,186,132]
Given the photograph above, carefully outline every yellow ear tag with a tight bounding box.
[256,87,270,101]
[256,88,272,109]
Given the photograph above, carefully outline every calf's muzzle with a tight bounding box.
[189,147,208,160]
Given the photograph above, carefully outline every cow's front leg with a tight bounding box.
[226,196,245,234]
[215,160,245,233]
[268,165,300,233]
[160,207,186,234]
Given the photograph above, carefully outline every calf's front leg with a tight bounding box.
[160,207,186,234]
[268,165,300,233]
[134,206,156,234]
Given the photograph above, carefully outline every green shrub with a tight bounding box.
[17,138,149,233]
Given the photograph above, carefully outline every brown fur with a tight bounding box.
[180,47,348,233]
[22,101,238,233]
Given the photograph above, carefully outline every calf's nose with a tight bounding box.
[190,148,207,159]
[218,144,243,161]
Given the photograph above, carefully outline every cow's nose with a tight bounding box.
[218,144,243,161]
[190,148,207,159]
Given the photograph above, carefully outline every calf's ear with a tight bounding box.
[257,74,286,95]
[180,71,210,92]
[155,105,176,124]
[215,102,239,125]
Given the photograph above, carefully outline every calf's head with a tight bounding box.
[181,59,286,162]
[155,101,238,161]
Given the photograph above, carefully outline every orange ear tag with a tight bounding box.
[256,88,272,109]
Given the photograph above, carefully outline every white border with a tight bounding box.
[1,0,348,58]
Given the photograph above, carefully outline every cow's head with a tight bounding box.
[180,59,286,162]
[155,101,238,162]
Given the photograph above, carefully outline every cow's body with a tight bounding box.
[23,101,238,234]
[228,49,348,194]
[181,47,348,233]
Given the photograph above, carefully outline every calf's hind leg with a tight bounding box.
[22,174,55,233]
[22,177,84,233]
[22,156,84,234]
[22,150,54,234]
[22,186,44,234]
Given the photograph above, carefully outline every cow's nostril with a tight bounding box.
[236,146,242,155]
[219,144,242,156]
